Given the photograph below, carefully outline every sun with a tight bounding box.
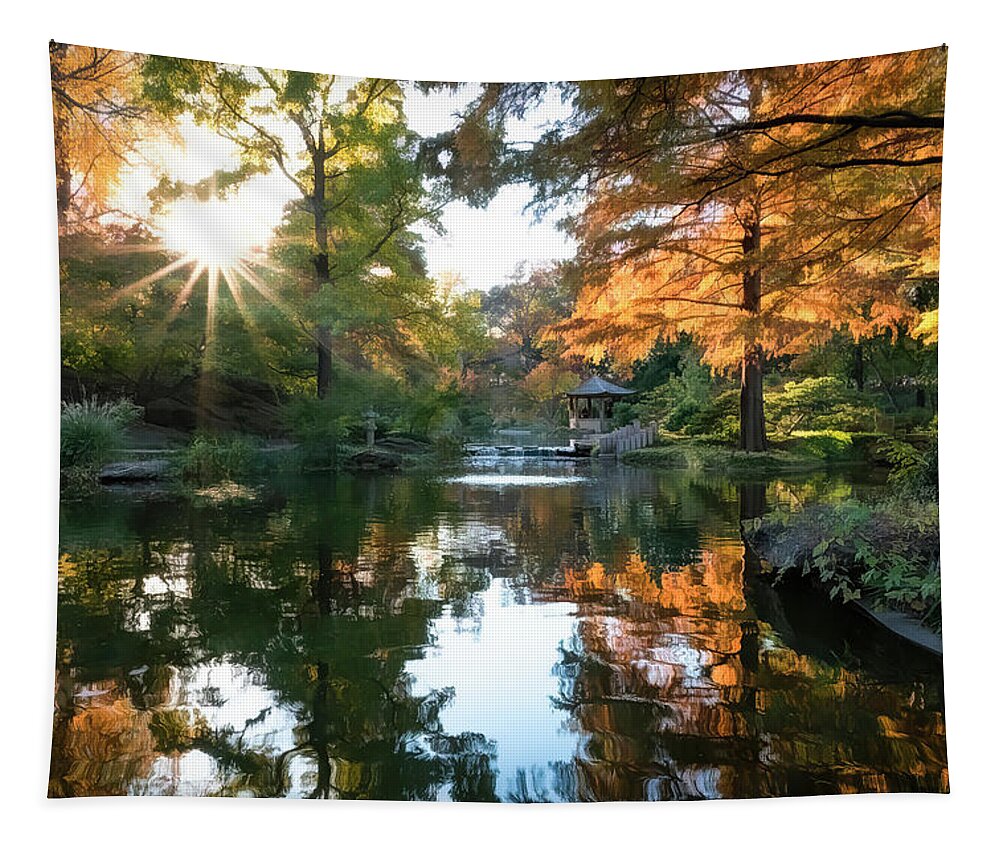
[156,196,272,273]
[106,189,300,382]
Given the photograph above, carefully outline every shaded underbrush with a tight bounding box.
[745,499,941,632]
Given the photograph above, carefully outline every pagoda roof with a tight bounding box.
[565,376,636,397]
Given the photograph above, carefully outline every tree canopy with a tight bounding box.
[428,49,945,448]
[141,60,446,397]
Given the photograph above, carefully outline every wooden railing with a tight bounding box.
[597,420,658,456]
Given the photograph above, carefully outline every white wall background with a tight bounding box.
[1,3,994,847]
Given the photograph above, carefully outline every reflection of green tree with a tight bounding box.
[55,474,499,799]
[54,465,942,800]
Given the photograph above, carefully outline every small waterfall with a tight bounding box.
[464,444,590,459]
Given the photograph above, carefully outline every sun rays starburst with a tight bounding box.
[102,194,303,376]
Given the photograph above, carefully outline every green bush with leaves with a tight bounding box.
[281,398,349,471]
[61,397,142,469]
[431,432,465,462]
[777,429,859,463]
[622,350,713,433]
[683,389,740,442]
[746,499,941,630]
[177,434,264,483]
[766,376,879,435]
[878,431,939,498]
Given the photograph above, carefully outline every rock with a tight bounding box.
[376,436,431,454]
[123,423,188,450]
[144,397,198,430]
[98,459,171,483]
[344,449,403,471]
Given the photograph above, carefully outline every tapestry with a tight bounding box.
[49,43,948,800]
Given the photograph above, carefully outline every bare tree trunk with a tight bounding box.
[311,141,334,399]
[740,346,767,452]
[740,214,767,452]
[852,341,865,391]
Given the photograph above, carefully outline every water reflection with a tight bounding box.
[51,461,947,800]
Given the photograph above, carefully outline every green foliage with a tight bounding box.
[141,60,459,406]
[684,389,740,442]
[452,397,495,439]
[399,381,494,440]
[621,347,713,433]
[402,388,456,438]
[430,432,465,462]
[623,439,825,475]
[779,430,858,463]
[177,434,263,484]
[281,398,348,471]
[747,499,941,630]
[60,397,142,469]
[766,377,878,435]
[878,431,939,498]
[627,336,696,393]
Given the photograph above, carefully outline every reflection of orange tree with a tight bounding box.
[50,679,158,797]
[550,550,947,799]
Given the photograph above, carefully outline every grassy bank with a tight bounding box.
[59,398,450,498]
[621,430,881,476]
[745,499,941,632]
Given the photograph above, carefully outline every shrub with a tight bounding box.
[431,432,465,462]
[282,398,348,471]
[781,430,857,462]
[61,397,142,469]
[623,351,713,433]
[746,499,941,630]
[453,398,494,439]
[766,376,878,435]
[684,389,740,442]
[878,434,939,498]
[177,434,263,483]
[623,440,823,475]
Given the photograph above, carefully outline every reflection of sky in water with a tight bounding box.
[129,661,303,797]
[444,473,589,487]
[53,464,948,800]
[407,579,582,802]
[178,662,298,754]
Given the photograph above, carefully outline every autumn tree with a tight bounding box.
[49,43,150,232]
[521,361,580,426]
[431,48,945,450]
[142,61,443,398]
[479,262,575,370]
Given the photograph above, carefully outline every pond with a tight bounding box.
[50,457,948,800]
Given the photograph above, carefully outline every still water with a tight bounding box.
[51,459,948,800]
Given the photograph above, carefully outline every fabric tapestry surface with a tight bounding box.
[49,43,948,801]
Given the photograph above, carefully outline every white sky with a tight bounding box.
[111,80,578,293]
[404,83,578,291]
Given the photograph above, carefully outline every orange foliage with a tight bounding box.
[50,44,150,230]
[554,49,946,372]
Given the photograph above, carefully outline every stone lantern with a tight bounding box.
[363,409,378,448]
